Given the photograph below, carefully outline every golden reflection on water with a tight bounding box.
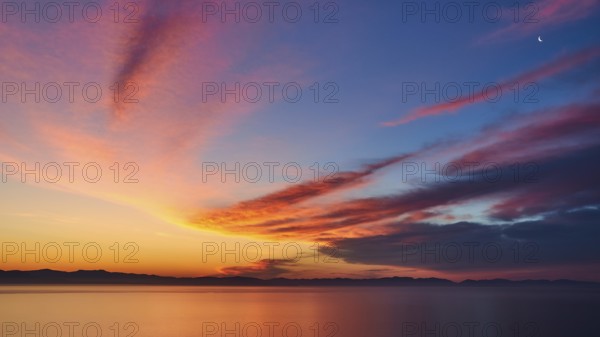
[0,286,598,337]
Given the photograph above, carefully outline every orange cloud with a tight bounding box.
[193,102,600,241]
[192,154,417,237]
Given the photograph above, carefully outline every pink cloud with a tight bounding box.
[479,0,599,43]
[383,46,600,126]
[193,102,600,240]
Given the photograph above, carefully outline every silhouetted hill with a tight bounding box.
[0,270,598,287]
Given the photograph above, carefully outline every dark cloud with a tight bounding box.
[327,208,600,276]
[217,259,297,279]
[250,144,600,236]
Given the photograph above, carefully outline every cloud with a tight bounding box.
[450,104,600,220]
[193,153,419,234]
[382,47,600,126]
[217,259,296,279]
[301,106,600,232]
[111,0,193,119]
[326,207,600,280]
[479,0,599,43]
[192,102,600,240]
[304,143,600,232]
[0,0,314,226]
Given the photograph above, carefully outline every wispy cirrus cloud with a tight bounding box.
[479,0,599,43]
[111,0,194,120]
[0,0,312,225]
[193,153,420,235]
[382,47,600,126]
[192,102,600,240]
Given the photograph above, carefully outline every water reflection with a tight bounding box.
[1,286,598,336]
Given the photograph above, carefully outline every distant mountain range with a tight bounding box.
[1,269,598,287]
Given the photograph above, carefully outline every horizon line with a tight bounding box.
[1,269,598,286]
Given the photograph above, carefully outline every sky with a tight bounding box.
[0,0,599,281]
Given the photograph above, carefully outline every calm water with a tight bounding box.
[1,286,598,337]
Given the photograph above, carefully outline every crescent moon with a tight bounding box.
[538,36,543,42]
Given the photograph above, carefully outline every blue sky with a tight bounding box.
[1,0,599,280]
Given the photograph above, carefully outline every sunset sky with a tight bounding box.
[1,0,599,281]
